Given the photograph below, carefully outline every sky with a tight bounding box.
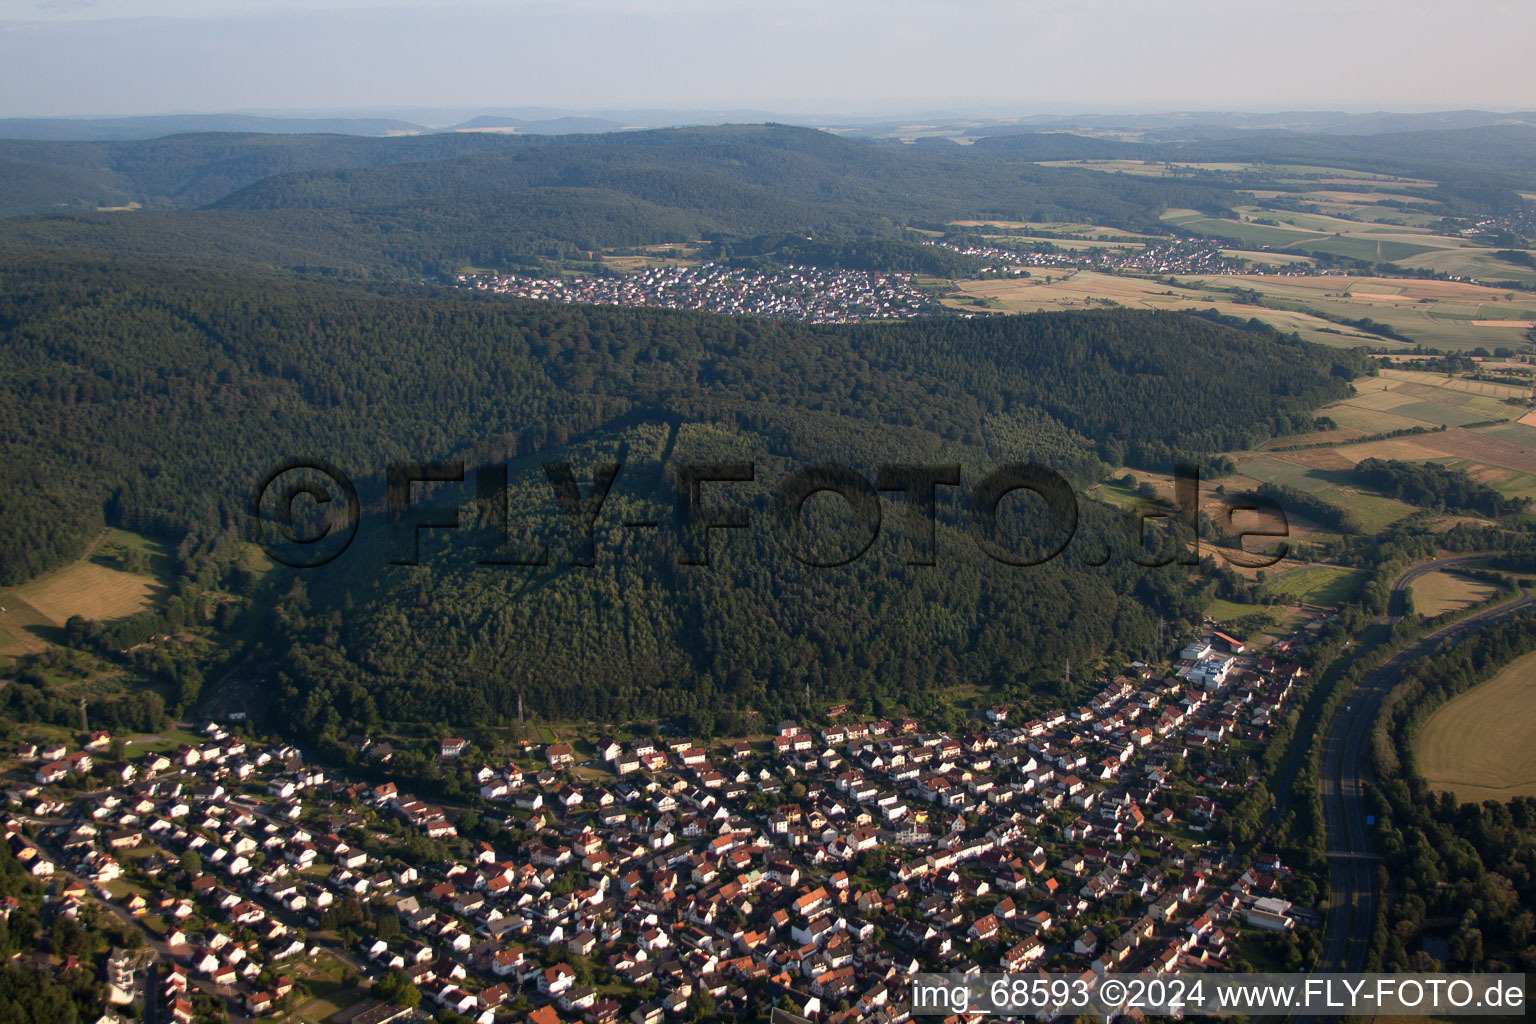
[1,0,1533,120]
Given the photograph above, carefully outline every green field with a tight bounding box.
[1479,422,1536,447]
[1162,210,1322,247]
[1233,455,1332,493]
[1387,401,1498,427]
[1301,235,1438,262]
[1313,485,1419,533]
[1204,599,1296,641]
[1258,565,1366,607]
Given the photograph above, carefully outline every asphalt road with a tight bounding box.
[1312,557,1533,979]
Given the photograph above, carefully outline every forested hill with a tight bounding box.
[0,130,542,215]
[971,124,1536,188]
[0,253,1364,733]
[4,123,1533,282]
[204,124,1229,225]
[0,125,1239,276]
[0,254,1360,585]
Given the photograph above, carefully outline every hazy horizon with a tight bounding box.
[2,0,1533,120]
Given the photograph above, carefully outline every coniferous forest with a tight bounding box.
[0,248,1363,738]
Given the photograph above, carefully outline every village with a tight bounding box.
[457,265,942,323]
[924,239,1312,279]
[4,619,1328,1024]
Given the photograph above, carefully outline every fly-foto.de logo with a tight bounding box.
[248,459,1290,571]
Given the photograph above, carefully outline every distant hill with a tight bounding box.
[0,131,537,215]
[971,125,1536,189]
[447,115,630,134]
[0,124,1239,274]
[0,114,428,141]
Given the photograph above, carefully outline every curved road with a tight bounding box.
[1313,557,1534,979]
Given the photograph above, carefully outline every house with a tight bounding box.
[34,762,68,785]
[439,738,468,759]
[1074,929,1100,956]
[1003,937,1044,970]
[540,963,576,996]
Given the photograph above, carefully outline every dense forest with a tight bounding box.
[0,251,1364,735]
[0,254,1362,584]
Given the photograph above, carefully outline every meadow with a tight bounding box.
[0,528,170,656]
[1256,564,1365,607]
[1406,569,1499,617]
[1418,648,1536,802]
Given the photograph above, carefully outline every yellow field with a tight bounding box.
[0,593,53,656]
[982,234,1142,251]
[10,562,164,626]
[942,272,1388,346]
[1418,649,1536,802]
[948,220,1156,238]
[1202,273,1528,303]
[1035,160,1430,187]
[1218,248,1316,267]
[951,263,1536,352]
[1407,570,1497,616]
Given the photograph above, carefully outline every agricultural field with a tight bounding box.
[1203,598,1304,646]
[1159,192,1536,305]
[1112,359,1536,566]
[1406,570,1499,616]
[942,271,1389,347]
[948,220,1158,239]
[0,592,54,657]
[1225,367,1536,525]
[1256,564,1365,608]
[1418,648,1536,802]
[946,164,1536,351]
[949,262,1536,352]
[0,529,170,655]
[1161,210,1322,248]
[17,560,163,625]
[598,241,706,272]
[1036,159,1428,186]
[1314,368,1527,432]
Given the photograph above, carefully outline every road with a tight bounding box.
[1311,556,1533,982]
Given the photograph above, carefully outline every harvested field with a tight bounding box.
[1419,428,1536,474]
[0,593,52,656]
[1418,649,1536,803]
[1406,570,1497,617]
[15,562,164,625]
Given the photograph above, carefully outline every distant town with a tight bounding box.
[6,611,1338,1024]
[451,239,1347,326]
[458,265,942,323]
[924,239,1302,279]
